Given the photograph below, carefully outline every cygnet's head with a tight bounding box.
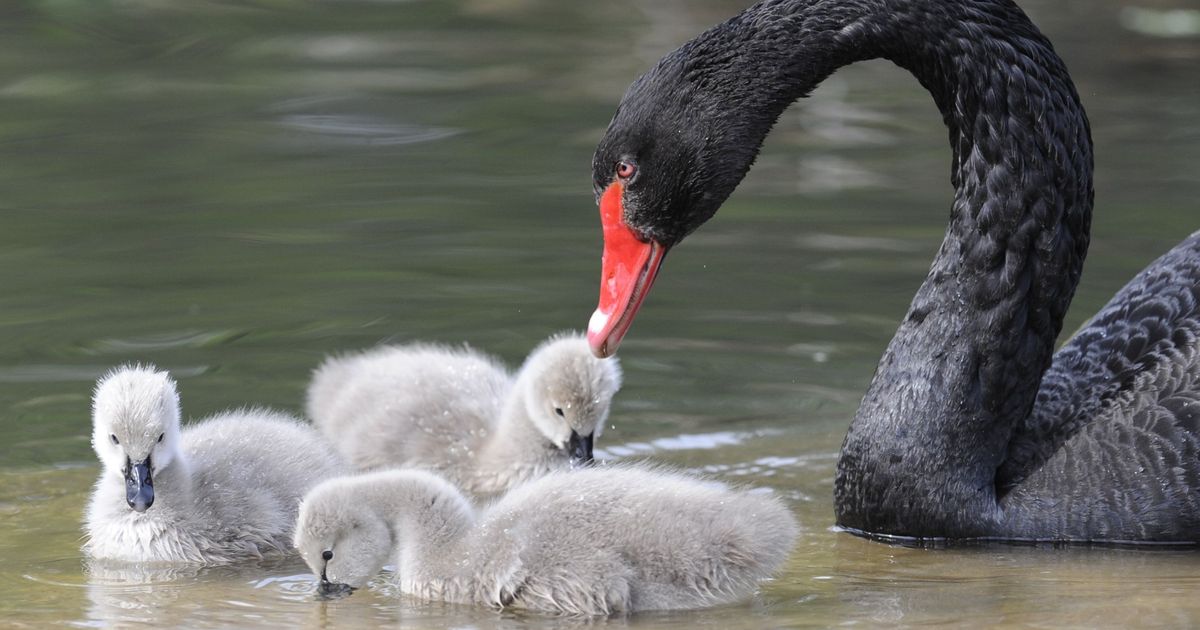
[293,475,398,594]
[516,333,623,466]
[91,365,183,513]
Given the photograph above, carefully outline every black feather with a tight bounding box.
[593,0,1199,542]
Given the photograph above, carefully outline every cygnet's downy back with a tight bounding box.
[85,365,344,564]
[306,333,622,497]
[294,465,797,616]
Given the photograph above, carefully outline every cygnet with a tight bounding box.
[294,465,798,615]
[84,365,344,564]
[306,333,621,497]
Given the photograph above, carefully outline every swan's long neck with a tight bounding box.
[696,0,1093,536]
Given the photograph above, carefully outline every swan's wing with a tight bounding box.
[998,230,1200,538]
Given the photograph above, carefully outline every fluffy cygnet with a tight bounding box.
[84,365,344,564]
[294,465,798,615]
[306,333,622,497]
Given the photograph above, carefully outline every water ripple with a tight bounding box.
[1119,8,1200,38]
[595,429,782,459]
[0,364,209,383]
[697,452,838,477]
[796,233,920,253]
[80,330,247,353]
[253,573,320,602]
[277,114,459,146]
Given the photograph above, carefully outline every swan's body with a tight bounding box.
[84,365,344,564]
[587,0,1200,542]
[306,334,622,498]
[294,465,798,615]
[995,236,1200,540]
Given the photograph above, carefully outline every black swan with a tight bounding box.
[586,0,1200,543]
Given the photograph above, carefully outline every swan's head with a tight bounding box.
[91,365,184,513]
[294,476,395,593]
[588,43,785,357]
[516,333,623,466]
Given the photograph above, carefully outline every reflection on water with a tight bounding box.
[80,559,329,628]
[1,0,1198,627]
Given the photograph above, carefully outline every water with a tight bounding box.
[1,0,1198,626]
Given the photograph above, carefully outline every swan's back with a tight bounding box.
[476,465,797,613]
[1001,231,1200,540]
[306,344,511,473]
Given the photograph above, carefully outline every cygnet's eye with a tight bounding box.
[157,433,164,443]
[322,549,333,561]
[110,434,119,445]
[554,407,565,418]
[616,160,637,180]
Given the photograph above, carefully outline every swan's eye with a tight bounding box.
[616,160,637,180]
[110,434,119,445]
[322,549,333,561]
[554,407,565,418]
[157,433,164,443]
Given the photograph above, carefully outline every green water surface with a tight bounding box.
[1,0,1198,627]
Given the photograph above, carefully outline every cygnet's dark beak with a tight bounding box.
[566,431,594,466]
[124,457,154,512]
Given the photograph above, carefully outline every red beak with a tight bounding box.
[587,182,667,358]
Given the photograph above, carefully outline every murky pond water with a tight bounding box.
[1,0,1198,627]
